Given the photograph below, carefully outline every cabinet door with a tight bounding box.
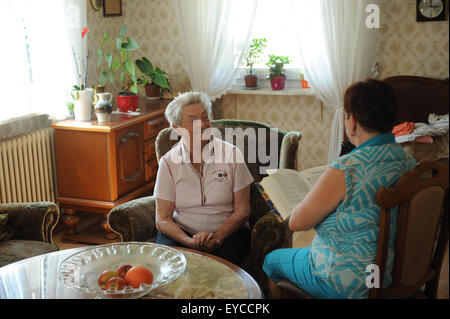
[115,123,146,198]
[55,130,110,201]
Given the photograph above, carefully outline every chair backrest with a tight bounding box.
[370,160,449,299]
[154,119,298,227]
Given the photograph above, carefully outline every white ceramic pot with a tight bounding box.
[73,88,93,121]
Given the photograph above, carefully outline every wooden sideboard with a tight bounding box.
[52,98,170,244]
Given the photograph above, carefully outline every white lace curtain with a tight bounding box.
[0,0,87,122]
[291,0,379,162]
[173,0,258,102]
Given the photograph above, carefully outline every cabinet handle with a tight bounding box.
[120,131,140,145]
[147,118,164,126]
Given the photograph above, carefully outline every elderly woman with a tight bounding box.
[263,79,417,299]
[153,92,254,264]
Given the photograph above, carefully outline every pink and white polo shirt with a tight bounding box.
[153,136,254,234]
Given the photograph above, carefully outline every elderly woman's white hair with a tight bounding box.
[165,92,212,126]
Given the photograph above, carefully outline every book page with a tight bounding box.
[298,165,328,188]
[261,169,310,219]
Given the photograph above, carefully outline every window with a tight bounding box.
[234,0,323,88]
[0,0,86,123]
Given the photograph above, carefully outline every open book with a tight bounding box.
[257,165,328,220]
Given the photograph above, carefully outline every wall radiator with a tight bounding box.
[0,128,57,203]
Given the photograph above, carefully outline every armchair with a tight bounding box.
[108,119,302,295]
[0,202,60,267]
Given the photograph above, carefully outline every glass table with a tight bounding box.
[0,245,262,299]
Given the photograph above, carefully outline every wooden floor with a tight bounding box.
[53,215,449,299]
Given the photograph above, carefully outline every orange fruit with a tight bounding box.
[124,266,153,288]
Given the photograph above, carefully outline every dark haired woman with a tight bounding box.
[263,79,417,299]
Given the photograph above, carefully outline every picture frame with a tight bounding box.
[103,0,122,17]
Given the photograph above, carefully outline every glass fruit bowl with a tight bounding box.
[57,242,187,299]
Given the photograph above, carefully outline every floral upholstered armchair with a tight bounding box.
[0,202,60,267]
[108,119,301,295]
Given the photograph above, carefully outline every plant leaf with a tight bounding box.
[136,57,153,74]
[119,25,128,37]
[97,49,103,66]
[130,82,138,94]
[102,33,109,46]
[116,38,122,51]
[151,70,169,89]
[66,101,74,111]
[122,37,139,51]
[108,73,114,84]
[104,53,113,69]
[100,71,107,85]
[111,60,120,71]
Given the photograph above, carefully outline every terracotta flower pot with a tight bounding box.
[116,94,139,112]
[145,83,161,100]
[270,76,286,90]
[244,75,258,88]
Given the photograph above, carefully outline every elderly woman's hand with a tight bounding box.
[192,232,215,250]
[203,234,224,252]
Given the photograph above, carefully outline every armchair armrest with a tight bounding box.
[279,131,302,170]
[108,196,157,242]
[243,212,293,296]
[0,202,60,243]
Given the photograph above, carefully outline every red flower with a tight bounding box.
[81,28,90,39]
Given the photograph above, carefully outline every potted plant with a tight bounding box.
[244,38,267,88]
[135,57,172,100]
[83,26,140,112]
[266,55,292,90]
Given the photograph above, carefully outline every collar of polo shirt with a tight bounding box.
[179,135,216,164]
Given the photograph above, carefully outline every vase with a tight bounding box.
[73,88,93,121]
[270,76,286,90]
[116,94,139,112]
[94,92,113,124]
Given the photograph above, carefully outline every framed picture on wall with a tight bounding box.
[103,0,122,17]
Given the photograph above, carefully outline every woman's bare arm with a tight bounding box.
[155,198,197,249]
[289,167,346,231]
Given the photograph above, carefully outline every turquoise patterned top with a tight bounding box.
[310,134,417,299]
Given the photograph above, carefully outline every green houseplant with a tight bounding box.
[135,57,172,100]
[83,25,141,112]
[266,54,292,90]
[244,38,267,88]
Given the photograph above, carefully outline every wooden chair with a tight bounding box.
[277,160,449,299]
[370,160,448,299]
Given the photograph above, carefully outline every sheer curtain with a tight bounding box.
[290,0,379,162]
[0,0,87,122]
[173,0,258,102]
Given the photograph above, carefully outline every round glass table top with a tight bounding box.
[0,245,262,299]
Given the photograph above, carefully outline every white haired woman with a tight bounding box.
[153,92,254,264]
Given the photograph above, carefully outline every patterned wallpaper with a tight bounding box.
[86,0,191,96]
[376,0,449,79]
[87,0,449,170]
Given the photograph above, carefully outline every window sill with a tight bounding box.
[226,86,315,96]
